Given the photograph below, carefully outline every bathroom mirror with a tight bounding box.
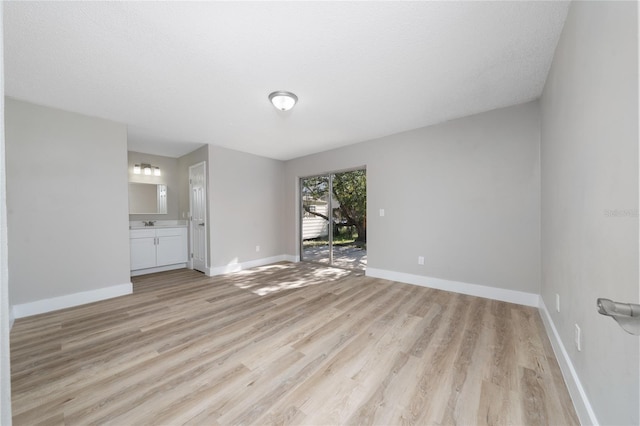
[128,183,167,214]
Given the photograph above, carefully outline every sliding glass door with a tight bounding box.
[300,169,366,270]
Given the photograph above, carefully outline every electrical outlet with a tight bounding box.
[256,245,260,252]
[379,208,385,217]
[556,294,560,312]
[418,256,425,265]
[574,324,581,351]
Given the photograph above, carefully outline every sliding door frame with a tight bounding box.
[299,166,366,269]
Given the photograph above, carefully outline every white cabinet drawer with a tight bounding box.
[156,227,186,237]
[130,229,156,239]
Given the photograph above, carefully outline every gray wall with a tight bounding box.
[540,1,639,425]
[0,3,11,422]
[128,151,180,220]
[208,145,286,269]
[284,101,541,294]
[5,98,131,305]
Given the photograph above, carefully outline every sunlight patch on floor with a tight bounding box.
[231,262,352,296]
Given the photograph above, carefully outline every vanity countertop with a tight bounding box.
[129,224,188,230]
[129,220,188,230]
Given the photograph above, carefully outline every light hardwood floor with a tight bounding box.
[10,262,579,425]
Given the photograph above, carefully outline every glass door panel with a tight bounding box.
[331,170,367,270]
[301,175,331,265]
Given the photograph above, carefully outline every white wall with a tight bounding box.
[208,145,286,271]
[128,151,180,220]
[285,101,541,296]
[5,99,131,311]
[540,1,639,425]
[0,3,12,423]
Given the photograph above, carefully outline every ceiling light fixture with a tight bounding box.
[269,91,298,111]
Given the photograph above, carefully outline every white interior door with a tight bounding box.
[189,161,207,273]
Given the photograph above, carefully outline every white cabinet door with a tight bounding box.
[130,237,157,270]
[156,235,187,266]
[156,228,187,266]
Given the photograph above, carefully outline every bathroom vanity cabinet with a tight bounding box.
[130,227,188,275]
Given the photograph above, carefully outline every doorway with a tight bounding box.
[300,169,366,271]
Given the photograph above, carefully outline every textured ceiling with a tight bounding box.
[4,1,569,160]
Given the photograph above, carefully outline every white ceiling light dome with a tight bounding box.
[269,91,298,111]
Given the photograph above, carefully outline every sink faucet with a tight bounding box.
[143,221,156,226]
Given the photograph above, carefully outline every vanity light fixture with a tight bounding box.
[269,91,298,111]
[133,163,161,177]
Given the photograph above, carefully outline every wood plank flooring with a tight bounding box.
[10,262,579,425]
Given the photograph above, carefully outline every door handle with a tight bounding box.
[597,298,640,335]
[198,223,205,227]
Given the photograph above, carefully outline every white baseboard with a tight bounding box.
[11,282,133,319]
[130,263,188,277]
[539,299,599,425]
[366,267,540,307]
[207,254,296,276]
